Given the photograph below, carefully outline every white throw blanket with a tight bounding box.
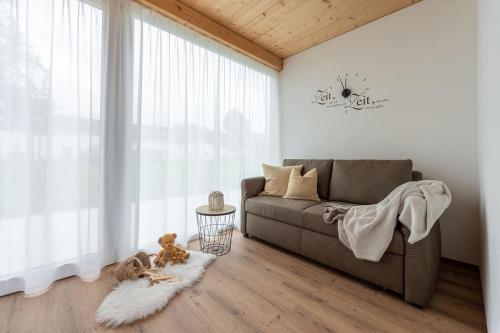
[323,180,451,262]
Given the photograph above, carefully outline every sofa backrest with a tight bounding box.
[283,159,333,200]
[282,159,416,204]
[329,159,413,204]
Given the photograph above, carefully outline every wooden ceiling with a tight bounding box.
[137,0,421,70]
[179,0,420,59]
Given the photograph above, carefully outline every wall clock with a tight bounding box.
[337,73,369,110]
[312,72,388,112]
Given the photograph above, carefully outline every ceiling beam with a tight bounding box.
[134,0,283,71]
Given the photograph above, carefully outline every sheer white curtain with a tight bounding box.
[0,0,279,296]
[126,3,280,250]
[0,0,108,295]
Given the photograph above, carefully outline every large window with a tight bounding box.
[130,9,279,248]
[0,0,104,287]
[0,0,279,296]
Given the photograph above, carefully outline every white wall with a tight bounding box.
[477,0,500,331]
[279,0,479,264]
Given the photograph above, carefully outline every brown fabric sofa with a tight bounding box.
[240,159,441,307]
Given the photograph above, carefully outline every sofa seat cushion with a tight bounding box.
[302,202,353,238]
[302,203,405,256]
[245,196,320,227]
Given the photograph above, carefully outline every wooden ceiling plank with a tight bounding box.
[180,0,269,31]
[181,0,283,40]
[187,0,230,16]
[252,0,340,56]
[224,0,283,33]
[235,0,306,41]
[263,0,363,53]
[257,0,354,44]
[134,0,283,71]
[182,0,316,47]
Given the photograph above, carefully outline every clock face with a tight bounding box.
[336,73,371,110]
[311,72,388,112]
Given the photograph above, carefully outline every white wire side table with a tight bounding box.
[195,204,236,256]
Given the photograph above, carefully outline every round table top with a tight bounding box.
[196,204,236,216]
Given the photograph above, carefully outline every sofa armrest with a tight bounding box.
[241,177,265,199]
[401,221,441,307]
[240,177,265,235]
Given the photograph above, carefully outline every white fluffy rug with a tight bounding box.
[96,251,216,327]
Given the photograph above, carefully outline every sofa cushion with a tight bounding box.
[302,203,405,256]
[283,159,333,200]
[283,168,320,201]
[302,202,352,238]
[261,163,303,196]
[245,196,320,227]
[329,159,413,204]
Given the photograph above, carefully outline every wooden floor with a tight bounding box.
[0,231,486,333]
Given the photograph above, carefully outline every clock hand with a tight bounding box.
[338,75,345,89]
[345,75,347,89]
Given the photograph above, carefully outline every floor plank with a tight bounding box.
[0,231,487,333]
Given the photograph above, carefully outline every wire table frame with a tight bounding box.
[195,205,236,256]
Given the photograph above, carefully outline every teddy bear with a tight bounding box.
[154,233,190,267]
[114,251,180,285]
[114,251,151,282]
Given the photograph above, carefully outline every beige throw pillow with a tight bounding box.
[283,168,320,201]
[261,164,303,197]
